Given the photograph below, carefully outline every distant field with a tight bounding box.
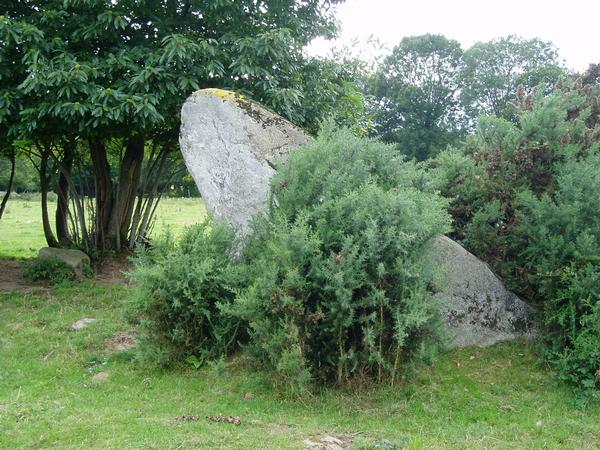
[0,197,206,259]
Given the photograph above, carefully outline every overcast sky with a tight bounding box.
[307,0,599,72]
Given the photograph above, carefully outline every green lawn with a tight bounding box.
[0,197,206,259]
[1,282,600,449]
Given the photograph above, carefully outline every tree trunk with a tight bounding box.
[40,148,58,248]
[55,141,74,245]
[106,134,144,251]
[0,148,16,221]
[90,139,113,252]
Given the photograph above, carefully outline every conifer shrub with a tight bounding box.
[129,128,451,389]
[127,220,246,367]
[432,75,600,391]
[518,154,600,389]
[230,128,451,389]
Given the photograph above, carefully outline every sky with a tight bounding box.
[307,0,599,72]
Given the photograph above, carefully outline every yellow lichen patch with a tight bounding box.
[199,88,245,101]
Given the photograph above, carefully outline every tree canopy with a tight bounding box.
[1,0,353,253]
[460,35,564,120]
[370,34,464,160]
[368,34,566,160]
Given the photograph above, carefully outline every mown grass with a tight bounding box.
[2,196,600,448]
[0,197,206,259]
[1,282,600,449]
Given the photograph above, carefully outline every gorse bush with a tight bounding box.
[127,220,246,367]
[129,128,451,391]
[518,155,600,388]
[230,128,451,389]
[433,73,600,391]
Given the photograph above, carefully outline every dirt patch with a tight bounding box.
[174,414,200,422]
[304,434,354,450]
[106,331,138,351]
[0,256,132,293]
[94,256,132,286]
[0,260,48,294]
[208,414,241,426]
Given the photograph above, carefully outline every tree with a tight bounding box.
[369,34,465,160]
[460,35,565,121]
[4,0,344,254]
[0,147,15,220]
[0,15,43,220]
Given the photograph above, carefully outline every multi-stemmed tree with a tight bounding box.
[2,0,350,253]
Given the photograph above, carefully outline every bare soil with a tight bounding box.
[0,257,132,293]
[0,260,48,294]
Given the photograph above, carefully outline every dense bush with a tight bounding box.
[230,128,451,390]
[129,128,451,390]
[433,74,600,390]
[127,220,246,367]
[23,257,76,284]
[518,155,600,387]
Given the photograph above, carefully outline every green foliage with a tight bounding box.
[518,155,600,389]
[128,129,450,390]
[461,35,564,121]
[2,1,352,253]
[0,153,38,192]
[230,128,451,390]
[370,34,465,160]
[23,257,75,284]
[4,1,342,138]
[433,73,600,390]
[127,220,246,367]
[367,34,566,160]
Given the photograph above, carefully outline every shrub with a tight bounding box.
[127,220,246,367]
[128,128,450,388]
[23,257,76,284]
[433,73,600,390]
[518,155,600,388]
[230,128,451,390]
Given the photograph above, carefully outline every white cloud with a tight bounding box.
[308,0,598,72]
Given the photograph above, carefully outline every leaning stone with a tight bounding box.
[426,236,536,347]
[179,88,310,236]
[71,318,96,330]
[38,247,90,273]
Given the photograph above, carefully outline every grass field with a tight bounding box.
[0,197,206,259]
[1,196,600,448]
[1,283,600,449]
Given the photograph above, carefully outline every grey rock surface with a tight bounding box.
[38,247,90,272]
[427,236,536,347]
[179,88,310,236]
[71,318,96,330]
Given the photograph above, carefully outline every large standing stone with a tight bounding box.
[426,236,536,347]
[179,88,310,235]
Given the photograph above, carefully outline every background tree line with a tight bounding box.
[368,34,565,160]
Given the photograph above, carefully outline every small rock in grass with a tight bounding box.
[71,318,96,330]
